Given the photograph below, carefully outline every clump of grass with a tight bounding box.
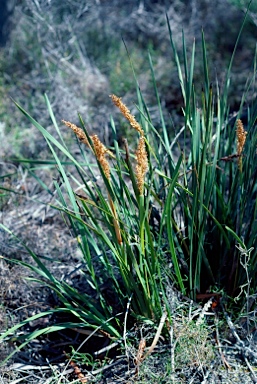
[173,317,214,368]
[63,118,122,246]
[1,8,257,375]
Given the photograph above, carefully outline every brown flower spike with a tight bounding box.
[90,135,111,180]
[62,121,114,179]
[62,120,122,244]
[135,136,148,195]
[236,119,247,172]
[110,94,144,136]
[90,135,122,244]
[62,120,90,147]
[236,119,247,156]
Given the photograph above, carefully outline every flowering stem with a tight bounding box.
[108,192,122,245]
[139,194,146,268]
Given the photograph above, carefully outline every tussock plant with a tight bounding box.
[1,10,257,372]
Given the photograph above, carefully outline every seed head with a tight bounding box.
[62,120,90,147]
[236,119,247,172]
[236,119,247,156]
[110,94,144,136]
[135,136,148,195]
[91,135,111,179]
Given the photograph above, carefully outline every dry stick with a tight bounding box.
[244,357,257,383]
[63,351,87,384]
[141,310,167,362]
[57,313,123,384]
[169,324,176,383]
[94,341,121,357]
[134,338,146,376]
[123,295,133,372]
[221,303,257,361]
[236,244,254,335]
[214,313,231,369]
[89,358,128,376]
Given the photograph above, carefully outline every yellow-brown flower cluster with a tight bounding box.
[110,94,144,136]
[62,119,121,243]
[62,120,114,180]
[135,136,148,195]
[236,119,247,156]
[110,94,148,195]
[236,119,247,172]
[90,135,111,180]
[62,120,90,147]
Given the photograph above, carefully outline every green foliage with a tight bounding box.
[108,45,148,95]
[86,29,153,95]
[173,319,214,367]
[1,11,257,366]
[229,0,257,13]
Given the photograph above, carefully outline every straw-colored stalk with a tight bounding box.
[110,94,144,136]
[107,193,123,245]
[236,119,247,172]
[134,338,146,367]
[135,136,148,195]
[62,120,122,244]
